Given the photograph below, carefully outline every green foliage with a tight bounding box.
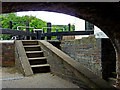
[0,35,11,40]
[30,19,47,29]
[52,25,75,32]
[0,13,47,39]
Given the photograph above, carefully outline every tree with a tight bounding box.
[0,13,47,39]
[29,18,47,29]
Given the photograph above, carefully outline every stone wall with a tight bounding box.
[60,35,116,79]
[0,41,15,67]
[61,35,102,77]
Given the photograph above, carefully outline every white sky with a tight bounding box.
[17,11,78,25]
[16,11,108,38]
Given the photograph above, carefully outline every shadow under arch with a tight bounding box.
[2,2,120,88]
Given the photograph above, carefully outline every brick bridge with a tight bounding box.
[1,2,120,89]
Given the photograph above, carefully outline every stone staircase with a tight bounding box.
[22,40,50,74]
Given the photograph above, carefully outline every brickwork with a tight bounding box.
[60,35,116,80]
[61,35,102,77]
[0,43,15,67]
[62,36,75,40]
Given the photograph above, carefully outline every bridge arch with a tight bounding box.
[2,2,120,87]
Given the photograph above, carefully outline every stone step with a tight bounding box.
[28,57,47,60]
[28,57,47,65]
[26,51,44,58]
[20,40,50,74]
[24,46,41,51]
[31,64,50,73]
[31,64,50,68]
[22,41,38,45]
[26,51,43,53]
[24,45,40,48]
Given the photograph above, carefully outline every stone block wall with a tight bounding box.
[60,35,116,79]
[61,35,102,77]
[0,41,15,67]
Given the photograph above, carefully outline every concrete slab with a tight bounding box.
[1,67,79,88]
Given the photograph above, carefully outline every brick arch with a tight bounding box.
[2,2,120,88]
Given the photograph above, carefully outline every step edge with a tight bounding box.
[28,57,47,60]
[31,64,50,68]
[26,51,43,53]
[24,45,40,47]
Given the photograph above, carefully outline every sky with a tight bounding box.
[16,11,108,38]
[17,11,79,25]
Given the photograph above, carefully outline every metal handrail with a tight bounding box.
[17,26,35,30]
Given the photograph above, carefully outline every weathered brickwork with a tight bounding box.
[61,35,102,77]
[60,35,116,80]
[0,43,15,67]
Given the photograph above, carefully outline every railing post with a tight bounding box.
[40,30,45,40]
[26,21,30,40]
[68,23,71,31]
[10,21,12,29]
[37,30,42,40]
[31,30,34,40]
[56,29,62,40]
[26,21,29,32]
[47,22,51,40]
[41,33,45,40]
[18,35,24,40]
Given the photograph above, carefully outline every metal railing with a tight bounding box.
[1,21,94,40]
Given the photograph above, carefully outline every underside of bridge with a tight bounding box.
[1,2,120,88]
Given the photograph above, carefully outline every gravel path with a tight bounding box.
[1,67,80,88]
